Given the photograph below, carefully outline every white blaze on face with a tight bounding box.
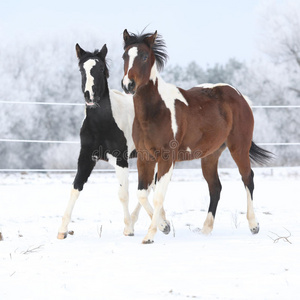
[83,59,97,100]
[123,47,138,88]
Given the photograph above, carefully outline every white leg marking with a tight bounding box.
[83,59,97,101]
[130,202,142,227]
[114,165,135,236]
[201,212,214,235]
[106,153,136,235]
[123,47,138,88]
[136,175,169,235]
[137,189,154,219]
[142,164,173,243]
[246,187,259,232]
[58,188,80,239]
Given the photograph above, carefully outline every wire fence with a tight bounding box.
[1,100,299,172]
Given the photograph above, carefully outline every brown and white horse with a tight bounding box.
[121,30,272,244]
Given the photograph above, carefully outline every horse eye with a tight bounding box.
[142,54,148,62]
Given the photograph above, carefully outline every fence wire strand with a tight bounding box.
[0,101,299,172]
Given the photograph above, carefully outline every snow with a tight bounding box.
[1,168,300,300]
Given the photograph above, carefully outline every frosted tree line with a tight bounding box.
[0,2,299,170]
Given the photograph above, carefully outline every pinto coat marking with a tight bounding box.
[58,44,137,238]
[122,30,273,243]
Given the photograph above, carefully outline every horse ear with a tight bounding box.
[98,44,108,60]
[123,29,131,42]
[144,31,157,47]
[76,43,86,59]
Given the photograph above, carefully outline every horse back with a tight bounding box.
[175,84,254,156]
[180,84,253,127]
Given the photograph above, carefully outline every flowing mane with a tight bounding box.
[123,31,168,71]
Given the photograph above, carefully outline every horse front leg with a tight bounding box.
[142,161,174,244]
[57,148,96,239]
[57,188,80,239]
[128,203,171,236]
[136,158,170,237]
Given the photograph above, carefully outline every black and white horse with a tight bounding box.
[58,44,141,239]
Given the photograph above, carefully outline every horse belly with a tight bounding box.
[181,119,230,160]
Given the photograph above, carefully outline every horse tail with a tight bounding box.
[249,141,274,165]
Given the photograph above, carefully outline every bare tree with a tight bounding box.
[258,1,300,67]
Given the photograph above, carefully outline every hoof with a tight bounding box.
[142,239,154,244]
[57,232,67,239]
[123,227,134,236]
[159,220,171,235]
[163,223,171,235]
[250,223,260,234]
[124,232,134,237]
[201,226,213,235]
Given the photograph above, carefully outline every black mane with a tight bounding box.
[78,49,110,78]
[123,31,168,71]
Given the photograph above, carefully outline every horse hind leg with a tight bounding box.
[201,146,225,234]
[228,145,259,234]
[245,170,259,234]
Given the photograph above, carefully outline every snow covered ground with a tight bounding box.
[0,167,299,300]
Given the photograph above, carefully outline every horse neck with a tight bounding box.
[133,66,167,120]
[98,80,110,104]
[150,62,173,96]
[135,60,170,101]
[86,81,112,119]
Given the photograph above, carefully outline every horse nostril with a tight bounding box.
[84,91,90,101]
[128,80,135,91]
[121,78,136,94]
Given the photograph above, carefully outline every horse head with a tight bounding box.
[76,43,109,107]
[121,29,167,95]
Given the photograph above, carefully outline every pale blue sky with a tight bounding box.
[1,0,263,67]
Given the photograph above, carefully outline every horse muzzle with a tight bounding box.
[121,78,136,95]
[86,101,95,106]
[84,92,100,107]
